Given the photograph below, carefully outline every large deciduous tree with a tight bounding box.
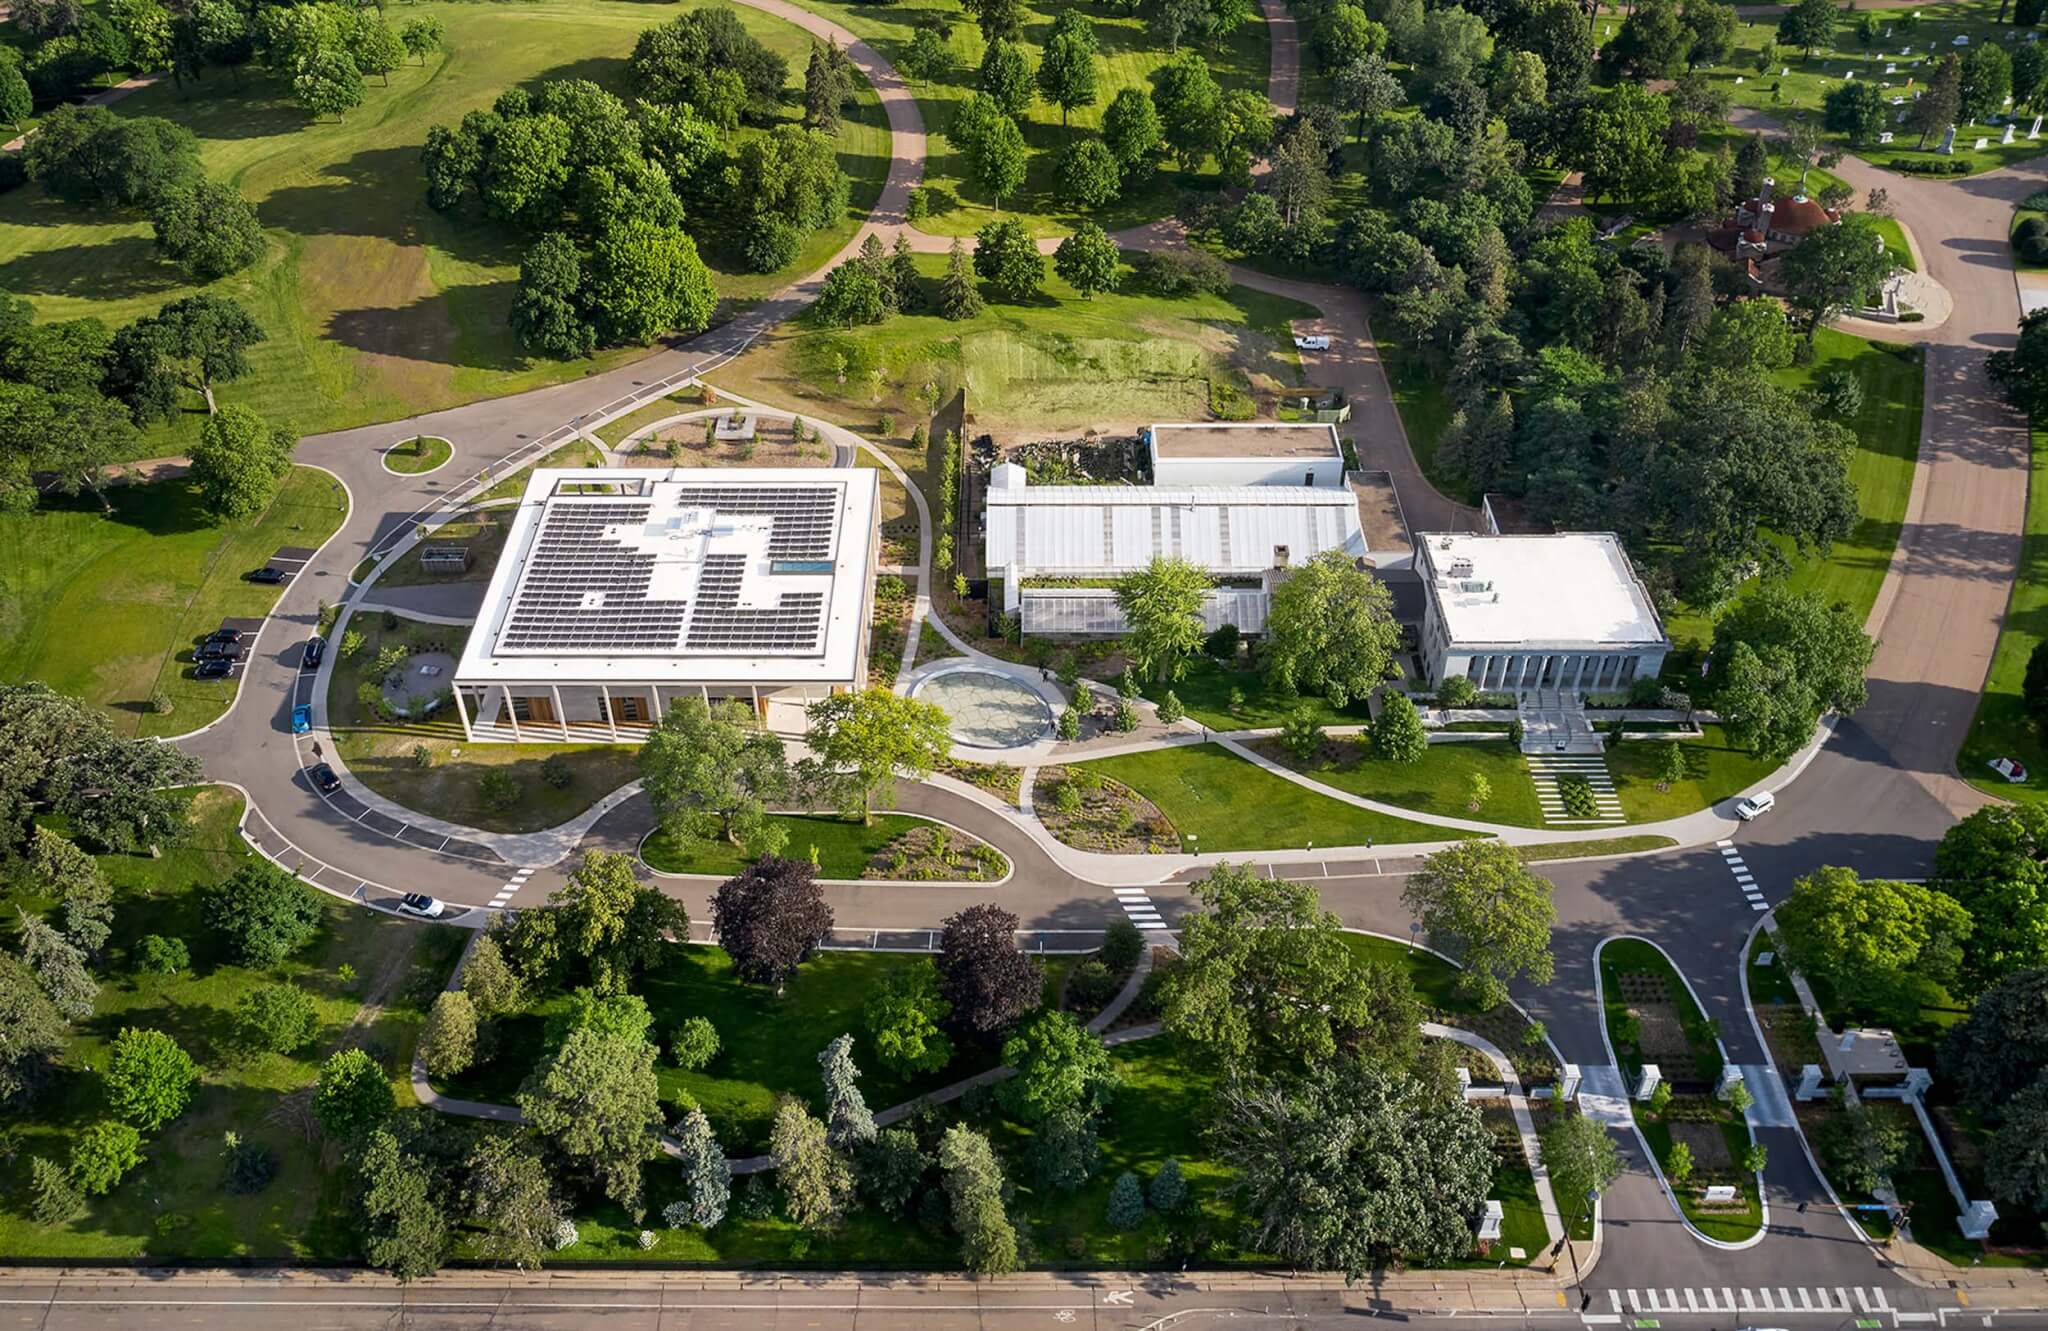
[1779,213,1897,338]
[585,220,716,345]
[770,1096,854,1228]
[863,957,954,1075]
[1214,1057,1495,1278]
[1164,863,1419,1069]
[801,687,951,822]
[462,1133,563,1270]
[936,903,1042,1042]
[1989,308,2048,419]
[1539,1108,1622,1223]
[547,850,687,996]
[639,698,791,860]
[1402,842,1556,1009]
[205,860,322,967]
[999,1009,1116,1123]
[1933,805,2048,991]
[105,1027,198,1132]
[1775,867,1973,1020]
[710,856,834,992]
[189,404,295,519]
[1263,551,1400,706]
[1115,556,1212,683]
[0,685,196,855]
[353,1118,454,1281]
[149,179,265,281]
[315,1047,395,1142]
[518,1026,665,1217]
[1708,586,1873,760]
[1941,967,2048,1118]
[1053,222,1120,296]
[972,219,1045,300]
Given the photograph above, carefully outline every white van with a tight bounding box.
[1734,791,1775,821]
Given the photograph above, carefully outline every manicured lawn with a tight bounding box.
[1109,655,1372,731]
[0,787,467,1259]
[1516,835,1677,861]
[0,0,887,457]
[595,390,711,448]
[710,255,1314,438]
[1660,331,1924,653]
[383,435,452,475]
[0,468,347,738]
[783,0,1267,241]
[1608,728,1781,823]
[1962,427,2048,803]
[326,612,641,832]
[1266,737,1547,829]
[1075,743,1479,851]
[1688,0,2043,178]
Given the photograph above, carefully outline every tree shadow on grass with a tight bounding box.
[0,235,186,300]
[325,284,529,372]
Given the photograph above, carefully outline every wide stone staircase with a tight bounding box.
[1514,690,1604,756]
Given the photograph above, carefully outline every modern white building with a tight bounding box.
[1415,532,1669,693]
[982,460,1366,635]
[1145,421,1345,489]
[451,466,878,742]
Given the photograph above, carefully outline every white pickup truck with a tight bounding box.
[1293,334,1331,351]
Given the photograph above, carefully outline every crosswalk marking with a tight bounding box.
[1717,844,1769,912]
[1112,888,1165,930]
[1602,1287,1893,1315]
[488,865,535,910]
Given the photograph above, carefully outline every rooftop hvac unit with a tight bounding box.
[1448,559,1475,579]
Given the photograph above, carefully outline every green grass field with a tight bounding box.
[640,812,968,879]
[714,252,1314,436]
[1679,0,2045,177]
[0,787,467,1259]
[1963,428,2048,801]
[0,467,347,736]
[1608,727,1782,823]
[1107,655,1374,731]
[382,435,452,475]
[1267,737,1549,828]
[1075,742,1478,850]
[0,0,889,458]
[782,0,1267,241]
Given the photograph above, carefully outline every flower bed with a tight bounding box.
[1034,765,1179,854]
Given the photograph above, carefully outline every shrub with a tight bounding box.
[2019,215,2048,245]
[479,771,520,811]
[671,1015,722,1070]
[1056,707,1081,741]
[1203,623,1240,660]
[540,754,572,789]
[1050,780,1083,815]
[2023,233,2048,266]
[1155,691,1185,724]
[70,1120,143,1195]
[1131,247,1230,296]
[221,1132,277,1195]
[411,743,433,769]
[1111,698,1138,732]
[1065,959,1122,1011]
[147,691,172,715]
[552,1218,580,1251]
[1559,775,1599,818]
[1228,687,1245,714]
[1100,918,1143,974]
[1436,675,1477,707]
[134,935,188,975]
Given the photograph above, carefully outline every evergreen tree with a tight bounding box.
[1371,692,1428,763]
[670,1105,731,1229]
[939,1125,1019,1273]
[818,1034,878,1149]
[938,236,984,320]
[29,1155,85,1225]
[770,1097,853,1228]
[1150,1156,1187,1212]
[17,908,96,1020]
[1106,1170,1146,1229]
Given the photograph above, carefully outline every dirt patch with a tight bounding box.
[1617,971,1703,1081]
[1034,765,1178,854]
[1669,1118,1735,1173]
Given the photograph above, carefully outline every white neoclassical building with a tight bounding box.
[1415,532,1669,693]
[450,466,878,741]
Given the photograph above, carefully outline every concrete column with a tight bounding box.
[1558,1064,1582,1100]
[1796,1064,1824,1100]
[601,683,619,742]
[501,685,522,743]
[1634,1064,1662,1101]
[550,684,569,740]
[452,684,473,743]
[650,686,664,724]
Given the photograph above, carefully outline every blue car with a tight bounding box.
[291,704,312,734]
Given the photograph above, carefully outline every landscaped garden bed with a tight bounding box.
[626,413,832,468]
[868,575,912,689]
[326,612,638,833]
[1599,939,1760,1242]
[1034,766,1179,855]
[641,812,1006,881]
[938,758,1023,805]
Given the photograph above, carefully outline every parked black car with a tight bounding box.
[249,567,287,584]
[302,637,324,669]
[205,627,244,645]
[196,639,243,662]
[194,658,233,680]
[307,763,341,794]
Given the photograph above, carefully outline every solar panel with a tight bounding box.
[495,484,844,658]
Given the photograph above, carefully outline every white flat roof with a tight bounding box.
[985,474,1364,576]
[1419,533,1666,649]
[454,467,876,686]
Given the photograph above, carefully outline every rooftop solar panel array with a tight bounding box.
[670,486,838,558]
[500,502,687,653]
[496,485,843,658]
[685,553,826,652]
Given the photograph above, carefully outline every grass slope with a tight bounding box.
[642,812,938,878]
[714,252,1313,436]
[0,467,347,736]
[1270,737,1549,828]
[0,0,888,457]
[1075,742,1478,850]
